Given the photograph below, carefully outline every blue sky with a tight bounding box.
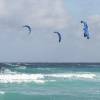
[0,0,100,62]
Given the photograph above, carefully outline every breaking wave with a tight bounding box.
[0,91,5,95]
[0,72,97,84]
[15,66,27,70]
[0,67,97,84]
[46,73,96,79]
[0,68,17,74]
[0,74,45,84]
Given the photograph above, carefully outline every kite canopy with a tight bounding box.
[81,21,90,39]
[54,32,62,43]
[23,25,31,34]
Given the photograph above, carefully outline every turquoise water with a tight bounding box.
[0,63,100,100]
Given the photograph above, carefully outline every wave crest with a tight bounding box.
[0,74,45,83]
[46,73,96,79]
[0,73,96,84]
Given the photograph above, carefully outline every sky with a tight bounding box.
[0,0,100,62]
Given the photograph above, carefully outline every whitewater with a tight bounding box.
[0,63,100,100]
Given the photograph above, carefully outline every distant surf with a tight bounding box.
[0,63,100,100]
[0,71,96,84]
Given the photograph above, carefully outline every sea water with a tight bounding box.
[0,63,100,100]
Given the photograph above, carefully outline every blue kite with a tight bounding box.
[54,32,62,43]
[81,21,90,39]
[23,25,31,34]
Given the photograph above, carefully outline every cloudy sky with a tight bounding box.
[0,0,100,62]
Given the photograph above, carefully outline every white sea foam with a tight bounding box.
[3,69,17,74]
[46,73,96,79]
[0,72,96,84]
[17,66,27,70]
[0,91,5,95]
[0,74,45,84]
[6,63,20,67]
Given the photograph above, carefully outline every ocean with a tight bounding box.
[0,63,100,100]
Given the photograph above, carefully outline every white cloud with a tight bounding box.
[0,0,70,31]
[0,0,7,16]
